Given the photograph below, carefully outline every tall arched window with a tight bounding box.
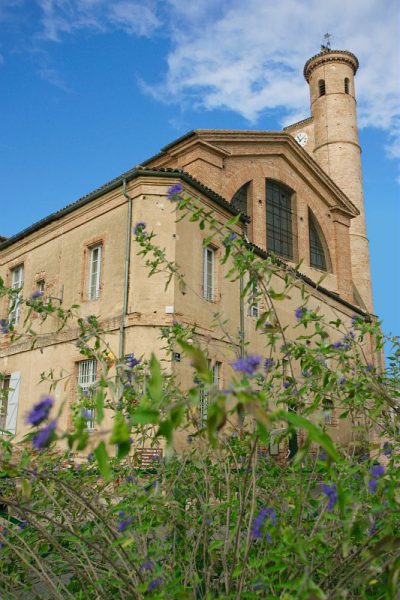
[344,77,349,94]
[266,180,294,260]
[318,79,326,96]
[309,210,329,271]
[231,181,250,214]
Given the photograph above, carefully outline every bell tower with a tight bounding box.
[304,48,374,313]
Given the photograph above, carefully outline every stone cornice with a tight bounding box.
[304,49,359,82]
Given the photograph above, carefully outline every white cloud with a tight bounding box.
[146,0,400,160]
[37,0,160,41]
[5,0,400,161]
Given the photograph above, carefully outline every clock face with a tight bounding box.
[294,132,308,147]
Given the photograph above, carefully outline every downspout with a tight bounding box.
[239,220,248,359]
[119,178,133,359]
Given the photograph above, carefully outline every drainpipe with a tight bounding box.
[119,178,133,359]
[239,220,248,358]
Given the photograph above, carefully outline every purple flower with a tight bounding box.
[31,291,44,298]
[167,183,183,200]
[332,340,343,349]
[147,577,163,592]
[18,520,28,530]
[133,222,146,235]
[0,319,9,334]
[26,397,54,426]
[339,377,346,385]
[370,464,385,478]
[318,450,327,461]
[295,307,306,320]
[140,560,154,571]
[251,507,277,539]
[321,483,338,510]
[126,475,136,484]
[231,355,262,375]
[365,363,373,372]
[383,442,393,456]
[264,358,274,372]
[223,232,238,246]
[126,355,140,368]
[283,380,291,389]
[368,478,378,494]
[32,420,56,450]
[116,515,133,532]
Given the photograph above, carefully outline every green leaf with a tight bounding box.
[147,354,163,404]
[132,405,159,425]
[94,441,111,481]
[178,339,209,378]
[95,389,105,424]
[273,410,339,461]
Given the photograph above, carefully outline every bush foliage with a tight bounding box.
[0,187,399,599]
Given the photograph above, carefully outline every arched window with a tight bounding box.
[266,180,294,260]
[231,181,250,214]
[318,79,326,96]
[309,211,329,271]
[344,77,349,94]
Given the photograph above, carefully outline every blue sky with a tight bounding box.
[0,0,399,340]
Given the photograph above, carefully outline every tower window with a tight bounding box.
[309,211,328,271]
[344,78,349,94]
[318,79,326,96]
[266,180,294,260]
[231,181,250,214]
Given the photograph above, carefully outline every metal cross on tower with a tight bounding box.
[322,33,333,50]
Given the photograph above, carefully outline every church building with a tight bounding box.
[0,48,379,449]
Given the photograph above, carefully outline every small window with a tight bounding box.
[77,359,97,430]
[266,180,295,260]
[10,265,24,324]
[309,212,328,271]
[318,79,326,96]
[203,246,216,301]
[88,244,102,300]
[36,280,45,295]
[199,361,222,427]
[344,78,349,94]
[248,282,259,318]
[323,399,334,425]
[0,376,10,431]
[231,182,250,214]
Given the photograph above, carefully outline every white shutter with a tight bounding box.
[5,371,21,434]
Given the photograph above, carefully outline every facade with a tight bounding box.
[0,49,379,451]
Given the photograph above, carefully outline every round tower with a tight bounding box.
[304,49,374,313]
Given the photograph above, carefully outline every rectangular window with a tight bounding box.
[0,376,10,431]
[88,244,102,300]
[203,246,215,301]
[10,265,23,324]
[248,282,259,318]
[266,181,294,260]
[323,399,334,425]
[36,279,45,294]
[199,361,222,427]
[77,359,97,430]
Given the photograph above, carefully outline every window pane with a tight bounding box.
[203,247,215,301]
[266,181,294,259]
[0,376,10,430]
[88,245,102,299]
[10,265,23,324]
[78,359,97,430]
[231,182,249,214]
[309,215,327,270]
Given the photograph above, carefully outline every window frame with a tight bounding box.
[77,358,97,430]
[88,243,102,301]
[318,79,326,96]
[265,179,296,261]
[0,375,11,431]
[203,245,216,302]
[308,210,330,272]
[10,264,24,324]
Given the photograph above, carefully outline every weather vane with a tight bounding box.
[321,33,333,51]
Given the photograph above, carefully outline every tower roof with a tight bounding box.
[303,49,359,82]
